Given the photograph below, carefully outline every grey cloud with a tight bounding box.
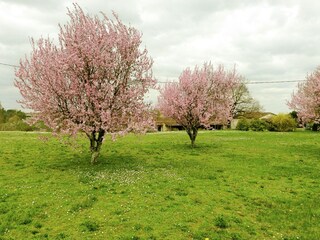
[1,0,320,112]
[1,0,65,11]
[77,0,142,26]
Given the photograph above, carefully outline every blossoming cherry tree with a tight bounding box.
[289,66,320,124]
[158,62,239,147]
[15,4,156,163]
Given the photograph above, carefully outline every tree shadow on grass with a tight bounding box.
[46,150,145,174]
[40,134,223,175]
[170,141,223,154]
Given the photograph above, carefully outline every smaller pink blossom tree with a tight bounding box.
[158,62,239,147]
[288,66,320,124]
[15,4,156,163]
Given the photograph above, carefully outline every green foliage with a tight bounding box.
[236,118,250,131]
[0,108,31,131]
[0,109,5,124]
[231,82,263,118]
[250,119,268,131]
[236,118,269,132]
[289,111,298,120]
[312,123,320,131]
[0,107,51,132]
[0,121,36,131]
[6,109,26,120]
[270,114,297,132]
[0,131,319,239]
[305,122,314,131]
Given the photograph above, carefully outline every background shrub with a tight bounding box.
[270,114,296,132]
[311,122,320,131]
[250,119,268,131]
[236,118,250,131]
[0,106,50,132]
[0,121,35,131]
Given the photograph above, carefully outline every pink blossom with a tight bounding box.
[15,4,156,163]
[158,62,239,147]
[288,66,320,124]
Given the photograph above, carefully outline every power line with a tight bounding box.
[157,80,305,85]
[0,61,306,84]
[247,80,304,84]
[0,62,19,68]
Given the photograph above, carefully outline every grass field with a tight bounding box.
[0,130,319,240]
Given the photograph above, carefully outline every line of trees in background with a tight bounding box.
[0,102,313,134]
[0,103,49,131]
[0,102,31,131]
[236,113,297,132]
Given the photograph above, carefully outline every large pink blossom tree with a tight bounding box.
[15,4,156,163]
[158,62,239,147]
[288,66,320,124]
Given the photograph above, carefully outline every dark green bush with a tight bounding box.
[0,121,36,131]
[236,118,250,131]
[0,104,52,132]
[312,122,320,131]
[0,108,38,131]
[250,119,268,131]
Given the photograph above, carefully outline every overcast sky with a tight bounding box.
[1,0,320,113]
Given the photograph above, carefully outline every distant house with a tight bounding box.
[259,113,276,121]
[155,111,224,132]
[155,115,184,131]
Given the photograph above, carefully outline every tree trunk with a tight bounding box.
[90,141,102,164]
[87,129,105,164]
[186,127,198,148]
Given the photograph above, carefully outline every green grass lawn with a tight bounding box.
[0,130,319,240]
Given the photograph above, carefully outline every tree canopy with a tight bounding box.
[289,66,320,124]
[158,62,239,147]
[231,81,263,118]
